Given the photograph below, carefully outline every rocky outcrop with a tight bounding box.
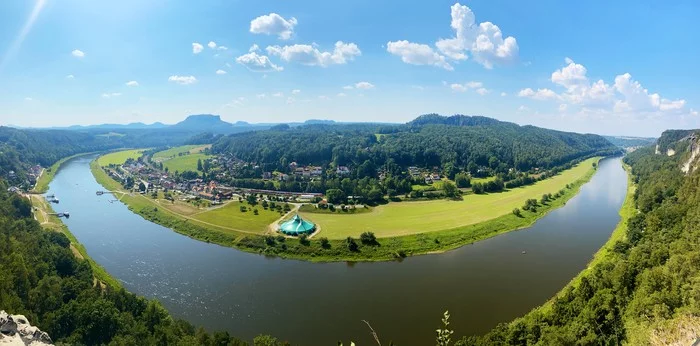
[0,311,52,346]
[681,134,699,174]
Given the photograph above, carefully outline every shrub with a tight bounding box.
[240,205,247,212]
[264,235,275,246]
[346,237,359,252]
[275,235,286,243]
[299,234,310,246]
[253,209,259,215]
[319,237,330,249]
[512,208,522,217]
[360,232,378,245]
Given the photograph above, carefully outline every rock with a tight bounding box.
[0,312,52,345]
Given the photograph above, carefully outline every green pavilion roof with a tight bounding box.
[279,214,316,235]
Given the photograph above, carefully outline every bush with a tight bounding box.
[346,237,359,252]
[360,232,378,245]
[240,205,247,212]
[275,235,286,243]
[264,235,275,246]
[512,208,522,217]
[319,237,330,249]
[299,234,310,246]
[253,209,259,215]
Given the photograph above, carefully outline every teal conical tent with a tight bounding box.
[279,214,316,235]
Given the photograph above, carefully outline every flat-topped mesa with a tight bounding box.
[0,311,53,345]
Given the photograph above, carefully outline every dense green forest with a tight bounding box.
[213,114,619,173]
[457,131,700,345]
[0,182,288,345]
[603,135,656,149]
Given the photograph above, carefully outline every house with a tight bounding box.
[431,173,441,181]
[262,171,272,180]
[278,173,289,181]
[336,166,351,175]
[289,162,298,170]
[198,191,215,200]
[310,166,323,176]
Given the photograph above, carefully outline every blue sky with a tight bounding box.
[0,0,698,136]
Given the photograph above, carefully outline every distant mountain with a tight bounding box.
[18,122,169,131]
[170,114,234,132]
[603,135,656,149]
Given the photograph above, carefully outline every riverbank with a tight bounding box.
[27,153,123,289]
[91,155,606,262]
[31,152,97,193]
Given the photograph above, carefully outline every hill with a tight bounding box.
[603,135,656,148]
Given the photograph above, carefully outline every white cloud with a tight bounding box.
[249,44,260,52]
[168,75,197,85]
[355,82,374,90]
[24,97,33,101]
[342,85,354,90]
[192,42,204,54]
[286,97,295,104]
[71,49,85,58]
[272,92,284,97]
[475,88,489,95]
[266,41,361,67]
[337,92,347,97]
[250,13,298,40]
[450,81,483,92]
[518,105,529,112]
[256,93,267,99]
[292,89,301,94]
[500,92,507,97]
[218,46,228,51]
[66,74,74,79]
[208,41,217,49]
[386,40,452,70]
[521,58,691,119]
[388,3,518,69]
[235,51,283,72]
[518,87,558,100]
[215,69,227,75]
[101,92,122,98]
[318,95,330,100]
[126,80,139,87]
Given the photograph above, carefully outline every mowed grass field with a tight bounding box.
[301,157,599,239]
[191,201,282,233]
[153,145,212,173]
[152,144,211,160]
[97,149,144,166]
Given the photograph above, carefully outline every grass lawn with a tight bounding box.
[153,144,211,160]
[191,201,282,234]
[471,176,496,184]
[162,153,211,173]
[301,157,599,239]
[97,149,144,166]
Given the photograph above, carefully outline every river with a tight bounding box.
[47,156,627,345]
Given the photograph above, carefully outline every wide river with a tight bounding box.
[47,156,626,345]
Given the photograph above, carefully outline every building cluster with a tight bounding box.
[407,166,442,184]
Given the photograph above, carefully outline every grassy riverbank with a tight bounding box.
[28,154,122,289]
[31,153,94,193]
[91,155,605,262]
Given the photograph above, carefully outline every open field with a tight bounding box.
[162,153,211,173]
[97,149,144,166]
[301,157,599,239]
[153,144,211,160]
[192,201,282,234]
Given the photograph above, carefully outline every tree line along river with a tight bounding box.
[47,155,627,345]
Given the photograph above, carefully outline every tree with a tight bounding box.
[346,237,359,252]
[138,182,146,192]
[319,237,330,249]
[512,208,522,217]
[325,188,346,204]
[367,187,384,203]
[443,181,458,198]
[197,158,203,171]
[472,183,485,194]
[455,172,471,188]
[360,232,378,245]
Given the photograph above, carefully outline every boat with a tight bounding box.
[96,191,104,195]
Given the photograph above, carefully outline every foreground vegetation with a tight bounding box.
[92,155,600,262]
[456,134,700,345]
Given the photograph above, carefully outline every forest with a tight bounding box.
[456,131,700,345]
[212,114,619,173]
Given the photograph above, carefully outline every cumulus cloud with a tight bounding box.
[520,58,690,118]
[66,74,75,79]
[126,80,139,87]
[475,88,489,95]
[386,40,452,70]
[342,85,354,90]
[292,89,301,94]
[101,92,122,98]
[215,69,227,75]
[500,92,507,97]
[337,92,347,97]
[266,41,361,67]
[24,97,33,101]
[272,92,284,98]
[208,41,217,49]
[71,49,85,58]
[250,13,298,40]
[192,43,204,54]
[168,75,197,85]
[355,82,374,90]
[249,44,260,52]
[388,3,518,69]
[235,52,283,72]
